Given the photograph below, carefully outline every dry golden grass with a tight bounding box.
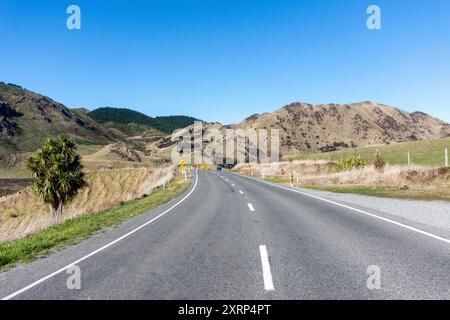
[298,164,450,187]
[234,160,335,178]
[234,161,450,200]
[0,166,174,243]
[80,142,162,171]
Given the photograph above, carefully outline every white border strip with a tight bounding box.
[2,171,199,300]
[236,173,450,245]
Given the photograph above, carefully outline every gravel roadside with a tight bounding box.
[297,187,450,235]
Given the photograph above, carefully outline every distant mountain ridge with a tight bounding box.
[87,107,200,134]
[2,82,449,161]
[230,101,450,155]
[0,83,201,160]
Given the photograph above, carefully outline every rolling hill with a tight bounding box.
[230,101,450,156]
[0,83,116,156]
[2,81,449,168]
[150,101,450,163]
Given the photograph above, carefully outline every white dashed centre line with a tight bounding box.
[247,203,255,211]
[259,245,275,291]
[239,190,244,195]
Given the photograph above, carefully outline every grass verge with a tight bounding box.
[263,175,450,202]
[0,176,190,271]
[265,176,290,184]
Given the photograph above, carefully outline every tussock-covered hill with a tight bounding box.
[2,81,449,162]
[231,101,450,155]
[0,83,116,154]
[85,142,143,163]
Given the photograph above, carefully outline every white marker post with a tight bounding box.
[184,170,187,182]
[445,148,448,167]
[407,152,411,167]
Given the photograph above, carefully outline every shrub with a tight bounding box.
[315,163,321,173]
[438,167,450,177]
[401,169,437,183]
[373,151,386,173]
[335,155,368,172]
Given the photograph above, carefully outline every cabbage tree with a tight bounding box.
[27,136,87,219]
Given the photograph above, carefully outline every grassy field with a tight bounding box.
[285,137,450,166]
[0,176,190,271]
[0,143,105,179]
[0,166,30,179]
[76,144,105,156]
[100,122,158,137]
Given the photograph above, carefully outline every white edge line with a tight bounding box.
[259,245,275,291]
[247,203,255,211]
[1,171,199,301]
[235,173,450,245]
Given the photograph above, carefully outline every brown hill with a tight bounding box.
[113,102,450,161]
[0,83,116,154]
[85,142,143,163]
[231,101,450,155]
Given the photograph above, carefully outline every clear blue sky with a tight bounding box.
[1,0,449,124]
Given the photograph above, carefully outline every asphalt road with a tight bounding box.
[2,170,450,300]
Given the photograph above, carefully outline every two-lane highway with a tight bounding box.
[226,172,450,299]
[2,170,450,299]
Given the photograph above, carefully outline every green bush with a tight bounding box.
[336,155,368,172]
